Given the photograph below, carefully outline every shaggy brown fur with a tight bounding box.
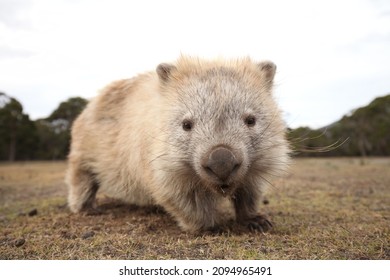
[66,56,290,233]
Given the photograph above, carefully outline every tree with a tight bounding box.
[0,92,37,161]
[47,97,88,132]
[36,97,88,160]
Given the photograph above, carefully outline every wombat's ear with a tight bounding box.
[156,63,176,82]
[257,61,277,82]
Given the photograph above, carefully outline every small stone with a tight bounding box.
[14,238,25,247]
[260,247,268,254]
[28,209,38,216]
[82,231,95,239]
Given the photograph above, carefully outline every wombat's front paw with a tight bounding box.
[243,215,273,232]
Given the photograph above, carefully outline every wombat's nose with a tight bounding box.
[203,147,241,182]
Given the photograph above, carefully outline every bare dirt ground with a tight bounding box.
[0,158,389,259]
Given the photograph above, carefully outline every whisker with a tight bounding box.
[257,174,278,190]
[293,137,349,154]
[287,127,349,155]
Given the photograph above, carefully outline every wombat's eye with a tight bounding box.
[182,119,193,131]
[244,115,256,127]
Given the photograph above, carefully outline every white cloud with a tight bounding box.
[1,0,390,127]
[0,0,33,28]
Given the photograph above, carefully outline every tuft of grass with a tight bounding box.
[0,158,389,259]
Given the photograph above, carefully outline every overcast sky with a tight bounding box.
[1,0,390,128]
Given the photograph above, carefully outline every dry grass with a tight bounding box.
[0,158,389,259]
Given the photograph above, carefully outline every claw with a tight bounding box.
[264,219,273,229]
[248,222,265,233]
[245,215,273,233]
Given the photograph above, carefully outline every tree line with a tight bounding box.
[0,92,389,161]
[0,92,87,161]
[288,94,390,157]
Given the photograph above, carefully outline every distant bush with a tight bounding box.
[289,95,390,156]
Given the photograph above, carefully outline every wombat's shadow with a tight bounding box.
[88,197,167,217]
[78,197,287,236]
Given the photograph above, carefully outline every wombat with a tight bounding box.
[66,56,290,233]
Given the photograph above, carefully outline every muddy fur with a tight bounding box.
[66,56,290,233]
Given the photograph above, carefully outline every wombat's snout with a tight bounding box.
[201,146,242,183]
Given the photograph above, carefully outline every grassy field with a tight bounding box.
[0,158,389,259]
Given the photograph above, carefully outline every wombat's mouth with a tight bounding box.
[218,184,231,196]
[199,145,244,196]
